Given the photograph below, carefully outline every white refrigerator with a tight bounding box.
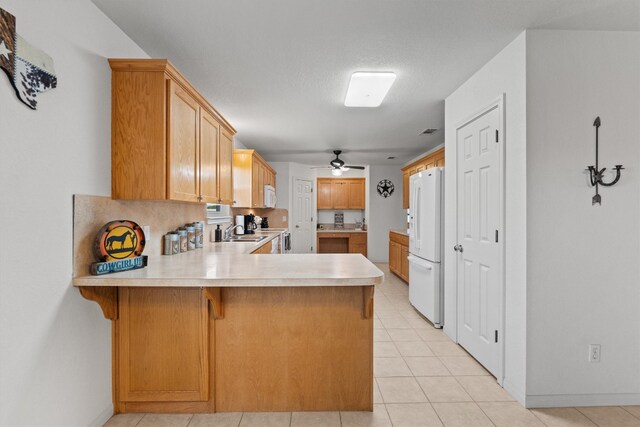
[408,168,444,328]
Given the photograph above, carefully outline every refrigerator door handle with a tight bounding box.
[407,255,433,270]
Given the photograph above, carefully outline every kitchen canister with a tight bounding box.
[185,224,196,250]
[168,232,180,255]
[195,222,204,248]
[163,234,173,255]
[176,228,188,253]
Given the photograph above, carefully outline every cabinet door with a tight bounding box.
[167,80,200,202]
[348,180,365,209]
[258,162,265,207]
[425,161,435,170]
[400,245,409,281]
[251,161,261,207]
[199,109,220,203]
[402,171,410,209]
[332,181,349,209]
[416,165,425,173]
[218,128,234,205]
[317,180,333,209]
[389,241,400,273]
[118,288,208,402]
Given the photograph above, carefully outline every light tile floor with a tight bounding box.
[104,263,640,427]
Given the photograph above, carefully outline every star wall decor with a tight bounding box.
[0,7,57,110]
[377,179,394,198]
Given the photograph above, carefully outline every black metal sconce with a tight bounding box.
[586,117,624,205]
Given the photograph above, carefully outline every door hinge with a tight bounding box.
[495,330,498,343]
[495,230,499,243]
[311,217,314,222]
[495,129,499,143]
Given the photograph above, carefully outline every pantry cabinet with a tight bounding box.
[401,147,444,209]
[110,59,236,203]
[233,149,276,208]
[317,178,366,210]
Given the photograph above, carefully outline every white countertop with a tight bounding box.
[73,230,383,288]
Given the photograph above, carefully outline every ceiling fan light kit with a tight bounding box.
[313,150,366,175]
[344,72,396,107]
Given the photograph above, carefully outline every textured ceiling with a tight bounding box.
[93,0,639,166]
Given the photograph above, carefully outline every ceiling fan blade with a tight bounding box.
[310,166,332,169]
[344,165,365,170]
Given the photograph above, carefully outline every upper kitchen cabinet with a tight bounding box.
[233,149,276,208]
[317,178,366,210]
[110,59,236,203]
[401,147,444,209]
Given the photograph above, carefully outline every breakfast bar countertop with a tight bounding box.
[72,235,383,287]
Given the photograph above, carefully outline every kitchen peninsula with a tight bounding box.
[74,229,382,414]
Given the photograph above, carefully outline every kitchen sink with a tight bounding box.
[226,235,267,242]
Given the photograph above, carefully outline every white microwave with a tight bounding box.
[264,185,277,208]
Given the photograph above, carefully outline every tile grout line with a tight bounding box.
[621,406,640,421]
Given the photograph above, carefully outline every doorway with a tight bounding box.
[454,95,505,380]
[292,178,314,253]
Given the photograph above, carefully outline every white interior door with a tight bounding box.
[293,178,313,253]
[455,104,502,377]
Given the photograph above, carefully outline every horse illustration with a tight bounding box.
[106,230,135,251]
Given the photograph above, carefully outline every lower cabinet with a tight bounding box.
[251,239,273,254]
[317,232,367,257]
[389,231,409,283]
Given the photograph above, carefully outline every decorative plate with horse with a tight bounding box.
[94,220,146,261]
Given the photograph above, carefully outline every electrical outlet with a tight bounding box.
[282,216,287,222]
[143,225,151,242]
[589,344,601,363]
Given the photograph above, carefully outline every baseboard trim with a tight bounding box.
[525,393,640,408]
[89,404,113,427]
[502,378,526,406]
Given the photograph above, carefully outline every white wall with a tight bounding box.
[368,165,406,262]
[444,32,528,403]
[525,30,640,406]
[0,1,148,425]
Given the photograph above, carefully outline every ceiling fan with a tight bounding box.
[312,150,366,176]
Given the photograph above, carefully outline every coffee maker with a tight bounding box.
[244,214,257,234]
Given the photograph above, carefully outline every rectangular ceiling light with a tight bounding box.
[344,72,396,107]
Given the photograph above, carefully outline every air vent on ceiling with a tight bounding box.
[420,128,439,135]
[387,156,396,160]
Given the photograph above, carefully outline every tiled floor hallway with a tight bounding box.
[105,263,640,427]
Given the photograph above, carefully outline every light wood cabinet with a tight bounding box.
[110,59,236,203]
[118,287,209,403]
[401,147,444,209]
[317,180,333,209]
[233,149,276,208]
[389,231,409,283]
[317,178,366,210]
[251,239,273,254]
[318,232,367,257]
[332,181,349,209]
[348,180,366,209]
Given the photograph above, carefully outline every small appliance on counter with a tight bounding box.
[244,214,257,234]
[261,217,269,228]
[234,215,245,235]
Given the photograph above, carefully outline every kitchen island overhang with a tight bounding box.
[74,251,383,414]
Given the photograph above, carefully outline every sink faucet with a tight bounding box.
[224,224,244,240]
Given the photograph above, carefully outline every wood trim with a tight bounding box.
[79,287,118,320]
[203,287,224,319]
[109,59,236,134]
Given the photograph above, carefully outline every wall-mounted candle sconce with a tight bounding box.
[586,117,624,205]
